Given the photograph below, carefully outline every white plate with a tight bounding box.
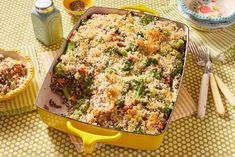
[178,4,235,31]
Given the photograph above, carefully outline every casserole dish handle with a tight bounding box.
[120,4,160,16]
[67,121,122,153]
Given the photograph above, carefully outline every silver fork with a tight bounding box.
[200,46,225,116]
[189,42,211,118]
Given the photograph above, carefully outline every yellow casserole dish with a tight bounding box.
[36,6,189,153]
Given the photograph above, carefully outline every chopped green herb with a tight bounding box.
[176,61,183,73]
[134,123,145,134]
[63,87,70,99]
[75,98,90,113]
[162,101,172,115]
[140,15,155,25]
[141,101,148,107]
[150,69,163,79]
[85,77,92,89]
[122,60,134,71]
[115,98,125,108]
[104,47,127,57]
[132,80,141,90]
[150,88,158,96]
[75,110,83,116]
[66,41,76,51]
[121,84,130,95]
[175,39,185,48]
[80,101,90,113]
[104,47,113,54]
[54,63,64,75]
[171,61,183,77]
[135,81,146,99]
[136,32,144,38]
[98,37,104,44]
[167,48,173,53]
[154,50,165,55]
[176,52,183,60]
[113,125,122,131]
[80,19,88,26]
[76,98,87,107]
[126,42,137,52]
[105,67,117,74]
[105,61,109,67]
[144,58,158,67]
[108,25,116,29]
[127,25,134,30]
[119,50,128,57]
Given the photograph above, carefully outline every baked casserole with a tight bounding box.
[50,12,186,135]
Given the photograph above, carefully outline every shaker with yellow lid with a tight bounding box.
[31,0,63,46]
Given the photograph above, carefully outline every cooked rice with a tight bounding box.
[0,54,27,95]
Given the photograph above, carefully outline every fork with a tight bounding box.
[189,42,211,118]
[200,46,225,116]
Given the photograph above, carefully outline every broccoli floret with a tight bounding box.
[134,80,146,99]
[66,41,76,51]
[80,19,88,26]
[144,58,158,67]
[162,101,172,115]
[75,98,90,115]
[134,123,145,134]
[136,32,144,38]
[126,42,137,52]
[176,51,183,60]
[122,60,134,71]
[150,69,163,80]
[105,47,127,57]
[62,87,70,100]
[175,39,185,49]
[54,62,64,75]
[140,15,155,25]
[171,61,183,77]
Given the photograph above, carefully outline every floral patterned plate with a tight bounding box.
[179,0,235,23]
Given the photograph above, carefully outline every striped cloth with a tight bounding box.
[0,46,42,116]
[41,50,197,152]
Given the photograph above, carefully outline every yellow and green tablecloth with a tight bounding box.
[0,0,235,156]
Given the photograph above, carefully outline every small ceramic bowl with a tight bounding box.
[63,0,93,16]
[0,49,34,101]
[179,0,235,23]
[178,3,235,31]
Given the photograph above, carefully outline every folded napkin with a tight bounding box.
[0,46,43,116]
[41,51,197,152]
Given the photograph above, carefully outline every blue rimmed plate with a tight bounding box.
[178,1,235,31]
[179,0,235,23]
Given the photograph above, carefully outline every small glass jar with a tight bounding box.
[31,0,63,46]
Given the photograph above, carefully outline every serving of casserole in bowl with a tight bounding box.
[36,7,189,153]
[0,49,34,101]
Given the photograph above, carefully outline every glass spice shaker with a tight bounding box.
[31,0,63,46]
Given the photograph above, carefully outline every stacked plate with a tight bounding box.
[179,0,235,31]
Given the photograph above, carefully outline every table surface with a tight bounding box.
[0,0,235,156]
